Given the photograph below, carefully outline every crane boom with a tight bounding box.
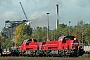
[19,2,28,20]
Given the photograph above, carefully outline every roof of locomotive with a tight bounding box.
[23,38,37,44]
[23,39,28,44]
[58,36,76,41]
[59,36,75,39]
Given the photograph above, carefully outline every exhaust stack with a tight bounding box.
[56,4,59,29]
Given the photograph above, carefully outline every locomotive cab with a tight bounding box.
[58,36,84,57]
[26,38,37,45]
[62,36,80,50]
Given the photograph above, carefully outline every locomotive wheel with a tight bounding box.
[69,50,78,57]
[79,49,84,56]
[72,50,79,57]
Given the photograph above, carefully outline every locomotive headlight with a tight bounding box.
[72,46,75,49]
[2,52,5,54]
[73,47,75,49]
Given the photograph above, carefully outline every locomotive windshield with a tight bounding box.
[23,39,28,44]
[64,36,75,40]
[23,38,37,44]
[58,36,76,42]
[58,36,65,41]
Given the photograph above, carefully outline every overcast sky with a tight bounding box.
[0,0,90,31]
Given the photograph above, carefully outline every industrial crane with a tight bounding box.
[19,2,28,20]
[19,2,31,26]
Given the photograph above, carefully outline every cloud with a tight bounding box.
[36,0,64,12]
[0,11,19,20]
[27,0,71,29]
[0,0,13,8]
[0,11,20,31]
[0,0,90,31]
[77,0,90,7]
[28,12,56,29]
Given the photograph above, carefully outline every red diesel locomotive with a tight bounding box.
[20,36,84,57]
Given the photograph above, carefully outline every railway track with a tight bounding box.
[0,57,90,60]
[0,53,90,60]
[0,54,90,57]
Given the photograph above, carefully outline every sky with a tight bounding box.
[0,0,90,31]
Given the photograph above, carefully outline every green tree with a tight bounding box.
[2,38,13,48]
[42,27,47,41]
[49,30,56,40]
[0,35,4,48]
[55,24,68,39]
[13,24,32,46]
[14,24,24,45]
[72,21,84,42]
[32,27,43,42]
[21,25,32,36]
[72,28,82,41]
[83,24,90,45]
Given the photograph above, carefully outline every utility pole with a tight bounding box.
[82,22,84,49]
[69,21,71,36]
[46,13,50,41]
[56,4,59,30]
